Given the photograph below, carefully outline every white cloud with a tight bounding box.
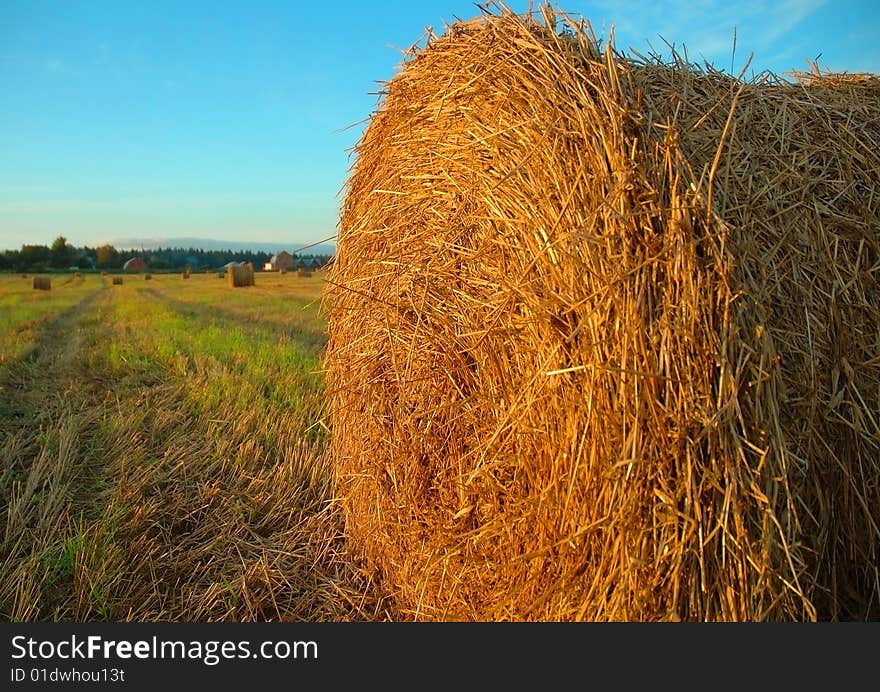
[578,0,828,73]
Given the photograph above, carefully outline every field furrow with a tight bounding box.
[0,273,386,621]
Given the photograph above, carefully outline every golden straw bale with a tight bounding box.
[32,277,51,291]
[324,6,880,621]
[112,276,123,285]
[226,264,254,288]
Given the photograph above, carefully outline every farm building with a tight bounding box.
[122,257,148,273]
[264,250,294,272]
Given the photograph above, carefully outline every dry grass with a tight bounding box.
[325,4,880,621]
[0,272,386,621]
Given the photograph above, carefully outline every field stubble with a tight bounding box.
[0,272,388,621]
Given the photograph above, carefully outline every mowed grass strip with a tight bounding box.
[0,273,386,621]
[0,273,101,371]
[110,281,325,425]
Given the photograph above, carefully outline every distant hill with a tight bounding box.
[100,236,336,256]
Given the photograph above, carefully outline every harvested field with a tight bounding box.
[3,4,878,626]
[0,271,384,621]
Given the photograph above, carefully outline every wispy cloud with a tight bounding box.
[43,57,82,76]
[585,0,828,72]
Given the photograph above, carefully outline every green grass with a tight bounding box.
[0,274,101,370]
[0,270,383,622]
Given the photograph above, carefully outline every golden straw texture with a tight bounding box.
[324,5,880,621]
[227,264,255,288]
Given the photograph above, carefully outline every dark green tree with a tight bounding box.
[50,236,74,268]
[95,244,119,269]
[20,244,51,271]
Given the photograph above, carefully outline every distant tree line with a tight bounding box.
[0,236,332,272]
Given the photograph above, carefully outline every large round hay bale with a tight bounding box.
[112,276,123,286]
[32,277,51,291]
[324,8,880,621]
[226,264,254,288]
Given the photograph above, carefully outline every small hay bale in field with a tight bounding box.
[182,270,190,279]
[280,267,287,275]
[32,277,51,291]
[217,271,225,279]
[296,268,312,278]
[144,273,152,280]
[226,263,254,288]
[112,276,123,286]
[324,6,880,622]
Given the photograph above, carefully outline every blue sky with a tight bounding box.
[1,0,877,251]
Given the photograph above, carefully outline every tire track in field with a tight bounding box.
[0,286,109,620]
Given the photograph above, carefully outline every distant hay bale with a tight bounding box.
[226,264,254,288]
[32,277,51,291]
[280,267,287,275]
[144,273,152,280]
[218,271,225,279]
[112,276,123,286]
[324,7,880,622]
[296,269,312,278]
[182,271,190,279]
